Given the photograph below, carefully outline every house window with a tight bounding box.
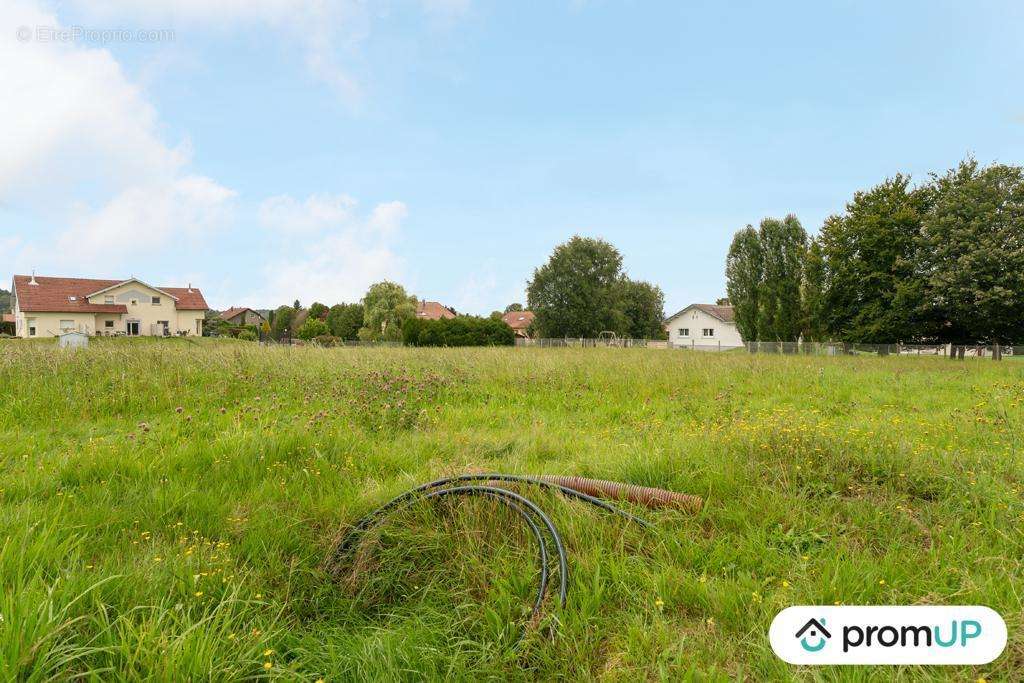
[151,296,161,305]
[60,320,75,332]
[28,318,36,337]
[130,299,138,306]
[703,328,714,337]
[678,328,689,337]
[105,295,114,304]
[104,320,114,328]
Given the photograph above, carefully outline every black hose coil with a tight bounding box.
[330,473,651,624]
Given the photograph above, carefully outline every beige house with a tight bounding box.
[10,274,209,338]
[664,303,743,348]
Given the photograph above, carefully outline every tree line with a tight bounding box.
[237,235,668,345]
[726,158,1024,346]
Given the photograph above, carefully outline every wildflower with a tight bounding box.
[654,598,664,610]
[263,662,272,670]
[263,649,274,656]
[194,591,204,597]
[878,580,886,586]
[781,580,790,588]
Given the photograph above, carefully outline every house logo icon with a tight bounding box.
[795,618,831,652]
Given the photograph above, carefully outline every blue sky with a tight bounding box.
[2,0,1023,314]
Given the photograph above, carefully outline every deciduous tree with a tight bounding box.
[359,281,416,341]
[919,159,1024,346]
[326,303,364,340]
[817,175,925,342]
[527,236,627,337]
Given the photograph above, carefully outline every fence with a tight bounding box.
[736,342,1021,358]
[515,337,667,349]
[516,338,1022,358]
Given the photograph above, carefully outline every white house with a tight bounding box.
[10,274,208,338]
[664,303,743,348]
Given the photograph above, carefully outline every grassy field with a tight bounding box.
[0,340,1021,681]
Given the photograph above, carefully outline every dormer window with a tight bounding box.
[68,296,77,302]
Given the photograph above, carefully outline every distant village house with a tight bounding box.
[501,310,535,338]
[415,300,457,320]
[219,307,266,326]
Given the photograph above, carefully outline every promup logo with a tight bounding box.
[795,618,831,652]
[770,606,1006,665]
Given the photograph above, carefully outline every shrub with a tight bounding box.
[237,329,258,342]
[403,315,515,347]
[297,317,329,340]
[313,334,341,347]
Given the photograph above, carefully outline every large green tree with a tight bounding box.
[0,288,10,313]
[270,305,295,339]
[757,215,806,341]
[817,175,926,342]
[308,302,329,320]
[359,281,417,341]
[619,279,666,339]
[725,226,763,341]
[326,303,364,340]
[919,159,1024,345]
[527,236,628,337]
[801,238,827,341]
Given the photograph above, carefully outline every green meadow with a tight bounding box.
[0,339,1021,681]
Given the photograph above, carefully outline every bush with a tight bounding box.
[313,334,341,347]
[297,317,329,340]
[237,329,258,342]
[403,315,515,347]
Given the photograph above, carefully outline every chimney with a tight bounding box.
[187,282,192,293]
[29,270,38,285]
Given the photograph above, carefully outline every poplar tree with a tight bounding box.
[725,226,762,341]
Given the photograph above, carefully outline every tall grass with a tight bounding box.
[0,339,1021,680]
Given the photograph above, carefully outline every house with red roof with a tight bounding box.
[9,274,209,338]
[415,300,456,320]
[501,310,535,338]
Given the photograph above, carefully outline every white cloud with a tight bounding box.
[64,0,374,101]
[58,176,236,264]
[254,195,407,306]
[0,0,235,275]
[259,193,357,233]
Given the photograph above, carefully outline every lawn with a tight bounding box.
[0,340,1021,680]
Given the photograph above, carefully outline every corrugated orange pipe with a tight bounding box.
[536,475,703,513]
